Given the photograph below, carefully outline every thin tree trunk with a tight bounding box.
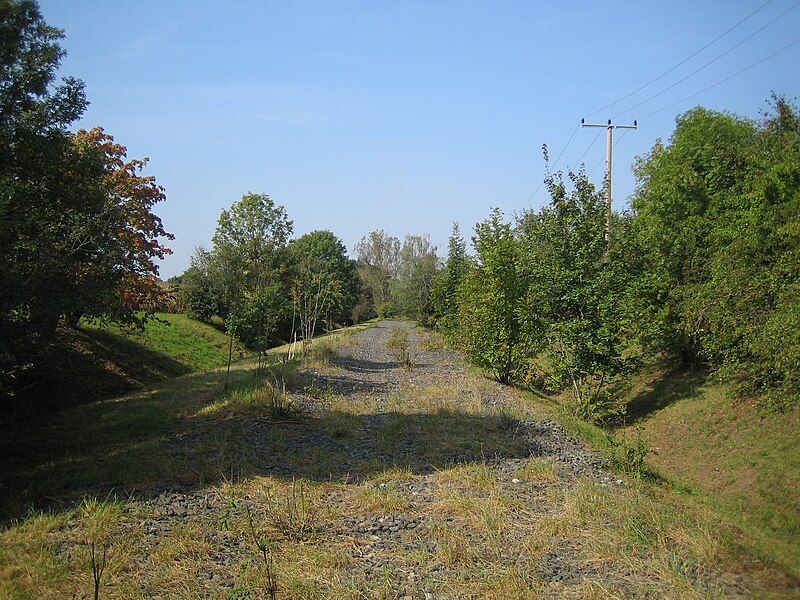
[224,331,234,392]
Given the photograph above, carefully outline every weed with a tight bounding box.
[387,328,414,371]
[304,340,337,367]
[516,457,558,482]
[419,331,444,352]
[611,426,649,479]
[214,379,304,421]
[265,479,320,542]
[322,410,359,439]
[79,498,121,600]
[244,504,278,600]
[262,380,303,422]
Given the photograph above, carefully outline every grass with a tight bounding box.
[617,368,800,582]
[6,313,249,418]
[516,457,558,483]
[540,365,800,591]
[84,312,247,373]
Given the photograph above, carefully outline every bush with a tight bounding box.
[351,297,377,323]
[387,328,414,370]
[610,427,649,479]
[376,302,398,319]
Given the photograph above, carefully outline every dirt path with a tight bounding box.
[121,321,750,598]
[2,320,755,598]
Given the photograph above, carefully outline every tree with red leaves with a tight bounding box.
[0,1,173,400]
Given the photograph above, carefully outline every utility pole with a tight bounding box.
[580,118,637,242]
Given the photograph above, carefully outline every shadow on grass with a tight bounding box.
[4,327,194,422]
[624,367,708,423]
[0,361,532,521]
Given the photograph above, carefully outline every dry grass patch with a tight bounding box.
[0,499,139,600]
[198,379,303,421]
[302,340,338,368]
[354,485,413,514]
[418,330,445,352]
[516,457,558,482]
[0,511,72,598]
[434,462,500,492]
[549,478,747,597]
[232,478,328,544]
[349,467,414,514]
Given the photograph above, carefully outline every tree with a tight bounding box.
[211,193,293,362]
[0,0,86,153]
[355,230,399,311]
[179,248,223,323]
[457,209,523,384]
[1,2,173,402]
[288,230,359,349]
[431,222,469,337]
[391,234,439,324]
[519,170,635,421]
[630,98,800,410]
[629,107,755,364]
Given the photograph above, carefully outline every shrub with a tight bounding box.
[387,328,414,370]
[376,302,398,319]
[610,427,649,479]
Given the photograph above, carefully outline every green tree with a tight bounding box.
[391,234,439,324]
[631,99,800,410]
[457,209,523,384]
[1,2,173,402]
[519,170,636,421]
[629,107,755,364]
[210,193,293,361]
[355,230,399,312]
[431,222,469,337]
[288,230,360,348]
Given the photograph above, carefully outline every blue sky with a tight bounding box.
[40,0,800,278]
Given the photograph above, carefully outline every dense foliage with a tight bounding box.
[428,98,800,417]
[354,230,400,316]
[391,234,439,325]
[1,1,172,402]
[457,209,523,384]
[431,223,469,337]
[288,230,360,347]
[178,196,360,357]
[628,99,800,411]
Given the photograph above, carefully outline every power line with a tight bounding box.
[573,128,603,169]
[613,0,800,118]
[525,122,580,203]
[550,123,580,171]
[641,36,800,118]
[585,0,775,118]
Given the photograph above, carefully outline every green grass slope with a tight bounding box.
[620,369,800,584]
[7,314,247,417]
[86,313,247,374]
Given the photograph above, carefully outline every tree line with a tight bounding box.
[174,194,361,375]
[3,2,796,420]
[174,97,800,419]
[425,98,799,418]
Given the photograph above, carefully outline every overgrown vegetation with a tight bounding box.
[85,313,246,373]
[421,97,800,421]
